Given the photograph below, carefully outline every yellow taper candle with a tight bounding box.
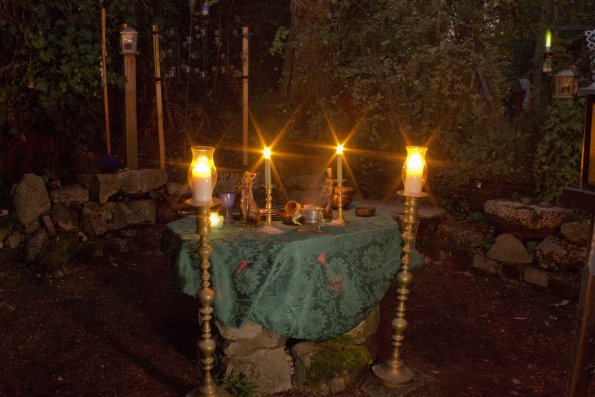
[336,144,344,181]
[264,146,272,188]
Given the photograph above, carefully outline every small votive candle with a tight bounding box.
[210,212,224,228]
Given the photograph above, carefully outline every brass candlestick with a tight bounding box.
[331,179,348,226]
[187,205,231,397]
[265,186,273,226]
[373,191,426,386]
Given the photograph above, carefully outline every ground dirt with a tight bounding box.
[0,224,585,397]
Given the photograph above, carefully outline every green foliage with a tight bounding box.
[269,0,520,199]
[303,336,371,386]
[221,373,258,397]
[532,99,583,202]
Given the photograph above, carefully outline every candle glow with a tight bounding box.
[545,29,552,49]
[263,146,272,187]
[210,212,224,228]
[403,148,426,195]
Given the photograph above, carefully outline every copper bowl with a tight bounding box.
[331,186,354,209]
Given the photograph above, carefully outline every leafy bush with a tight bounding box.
[532,99,584,202]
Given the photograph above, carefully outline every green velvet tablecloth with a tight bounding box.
[161,208,417,340]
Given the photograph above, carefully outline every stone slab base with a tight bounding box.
[361,369,435,397]
[472,254,579,299]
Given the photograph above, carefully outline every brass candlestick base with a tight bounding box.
[373,190,427,387]
[330,179,348,226]
[265,186,273,226]
[191,204,231,397]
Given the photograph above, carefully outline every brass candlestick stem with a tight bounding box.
[265,186,273,226]
[373,191,426,386]
[188,205,231,397]
[332,179,348,226]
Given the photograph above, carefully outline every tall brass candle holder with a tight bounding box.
[373,191,427,386]
[187,146,231,397]
[373,146,428,387]
[265,185,274,227]
[330,179,348,226]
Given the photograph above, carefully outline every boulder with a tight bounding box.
[486,233,532,264]
[343,306,380,345]
[49,184,89,207]
[536,236,586,271]
[225,347,293,395]
[223,328,287,357]
[25,228,49,263]
[77,169,167,203]
[81,200,157,236]
[560,220,591,247]
[51,204,80,232]
[217,320,263,341]
[36,232,80,271]
[484,200,572,238]
[13,174,51,231]
[292,339,370,396]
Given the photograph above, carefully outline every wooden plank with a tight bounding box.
[152,25,166,170]
[100,5,111,155]
[242,26,249,166]
[124,54,138,170]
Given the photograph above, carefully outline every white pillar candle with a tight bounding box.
[336,144,343,181]
[191,156,212,205]
[404,152,424,195]
[263,147,272,188]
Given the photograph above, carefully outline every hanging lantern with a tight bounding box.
[554,68,579,99]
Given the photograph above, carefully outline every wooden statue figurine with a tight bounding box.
[318,167,334,220]
[240,171,262,226]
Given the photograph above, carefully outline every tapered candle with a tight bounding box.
[191,155,212,205]
[404,152,424,195]
[264,146,272,188]
[336,144,344,181]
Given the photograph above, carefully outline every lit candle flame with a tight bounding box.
[545,29,552,49]
[336,144,344,155]
[263,147,271,159]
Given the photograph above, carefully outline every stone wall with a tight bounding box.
[434,199,591,298]
[0,170,175,273]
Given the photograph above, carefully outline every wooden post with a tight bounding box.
[242,26,249,166]
[100,3,111,154]
[560,188,595,397]
[152,25,166,170]
[121,26,138,170]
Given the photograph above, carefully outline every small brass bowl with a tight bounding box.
[355,206,376,217]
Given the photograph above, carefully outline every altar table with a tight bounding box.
[161,208,419,340]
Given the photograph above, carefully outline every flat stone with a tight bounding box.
[13,174,51,231]
[560,220,591,247]
[362,369,435,397]
[472,254,500,273]
[50,184,89,207]
[524,266,549,288]
[224,328,288,357]
[77,169,167,203]
[217,320,263,341]
[484,200,572,238]
[225,347,293,395]
[487,233,532,264]
[536,236,586,270]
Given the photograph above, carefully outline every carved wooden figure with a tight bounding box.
[240,171,262,226]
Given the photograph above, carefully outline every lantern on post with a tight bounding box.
[120,24,138,54]
[554,68,579,99]
[120,23,138,169]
